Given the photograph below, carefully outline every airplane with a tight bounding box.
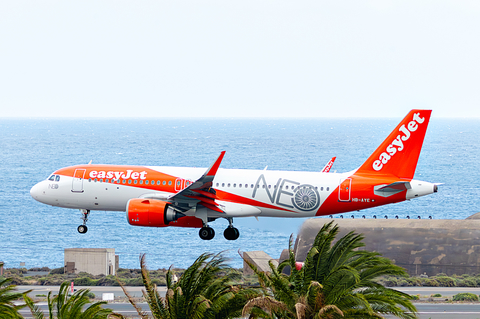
[30,109,438,240]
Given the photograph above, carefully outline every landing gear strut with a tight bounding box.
[77,209,90,234]
[223,218,239,240]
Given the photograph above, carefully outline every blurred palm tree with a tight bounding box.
[119,253,259,319]
[24,281,114,319]
[0,277,26,319]
[243,221,417,319]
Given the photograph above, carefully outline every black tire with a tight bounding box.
[224,227,239,240]
[77,225,88,234]
[199,227,215,240]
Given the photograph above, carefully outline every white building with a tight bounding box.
[64,248,118,276]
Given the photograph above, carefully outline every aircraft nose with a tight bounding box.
[30,182,44,201]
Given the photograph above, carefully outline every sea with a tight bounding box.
[1,117,479,270]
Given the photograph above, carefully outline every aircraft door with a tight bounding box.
[72,169,86,193]
[339,178,352,202]
[175,178,183,192]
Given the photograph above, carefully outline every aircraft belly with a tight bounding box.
[217,201,261,217]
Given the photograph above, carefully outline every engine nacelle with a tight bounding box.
[126,198,203,228]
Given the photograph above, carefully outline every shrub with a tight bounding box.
[457,278,477,287]
[124,277,143,286]
[383,277,398,287]
[28,267,50,272]
[435,276,456,287]
[96,275,119,286]
[49,267,64,275]
[38,276,66,286]
[423,278,439,287]
[407,277,422,286]
[73,277,98,286]
[85,291,96,299]
[453,293,479,302]
[410,294,420,300]
[431,293,442,297]
[397,279,409,287]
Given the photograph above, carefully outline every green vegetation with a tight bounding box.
[0,276,28,318]
[452,292,479,302]
[242,221,417,319]
[379,273,480,288]
[24,282,114,318]
[1,266,170,287]
[7,222,480,319]
[119,253,260,319]
[6,262,480,289]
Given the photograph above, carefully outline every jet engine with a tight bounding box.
[126,198,202,228]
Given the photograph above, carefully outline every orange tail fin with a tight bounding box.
[355,109,432,179]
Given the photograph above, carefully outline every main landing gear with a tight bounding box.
[77,209,90,234]
[198,218,240,241]
[199,226,215,240]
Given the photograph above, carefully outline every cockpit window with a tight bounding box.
[48,175,55,181]
[55,175,60,182]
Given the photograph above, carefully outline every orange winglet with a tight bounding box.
[205,151,226,177]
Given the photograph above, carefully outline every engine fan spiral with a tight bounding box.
[293,185,320,211]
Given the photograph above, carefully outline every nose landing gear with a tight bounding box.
[77,209,90,234]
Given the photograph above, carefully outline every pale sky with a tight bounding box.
[1,1,479,118]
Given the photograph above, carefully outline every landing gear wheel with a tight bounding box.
[77,225,88,234]
[199,227,215,240]
[223,227,240,240]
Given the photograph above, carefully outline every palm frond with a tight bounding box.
[116,275,149,319]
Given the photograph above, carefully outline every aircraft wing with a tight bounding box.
[167,151,226,213]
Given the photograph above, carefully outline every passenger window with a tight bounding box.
[163,181,166,185]
[157,180,160,185]
[48,175,55,181]
[168,181,172,186]
[140,180,143,185]
[327,187,330,191]
[128,180,132,184]
[134,180,138,184]
[145,180,149,185]
[222,183,225,187]
[239,184,242,188]
[233,184,236,187]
